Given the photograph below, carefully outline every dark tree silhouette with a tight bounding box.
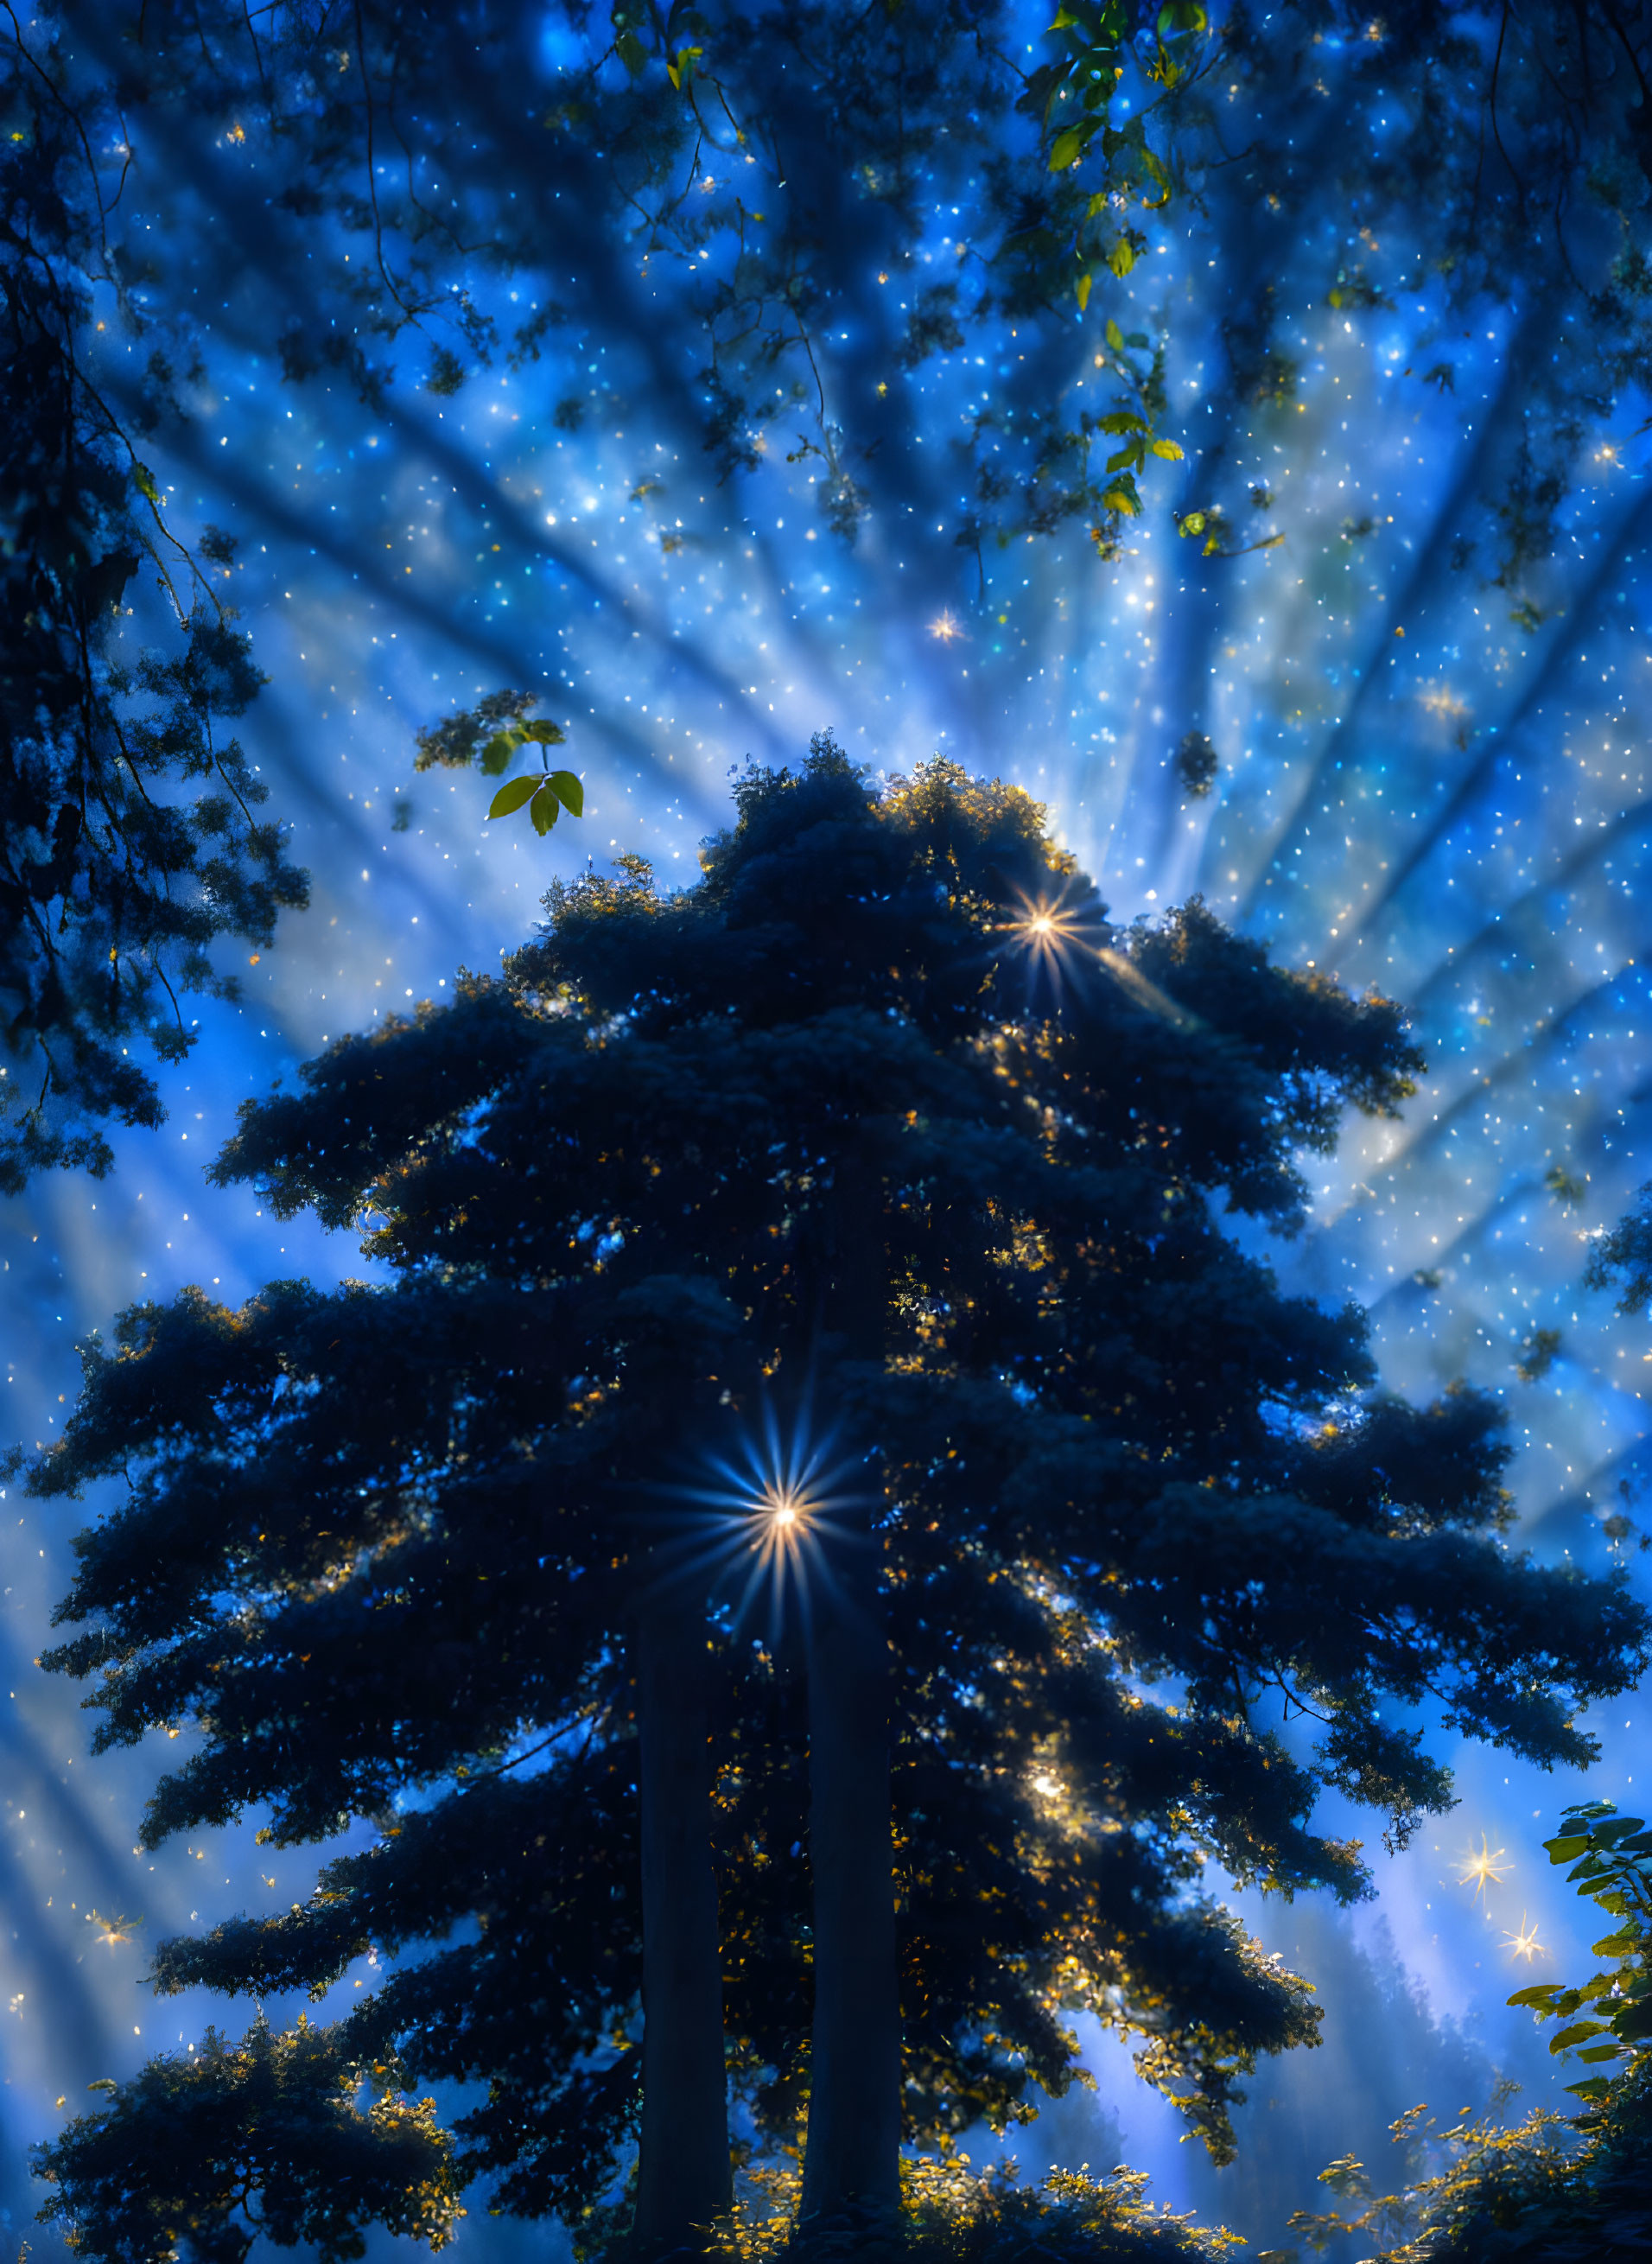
[0,34,308,1188]
[25,747,1647,2261]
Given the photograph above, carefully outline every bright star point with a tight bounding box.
[1456,1832,1512,1902]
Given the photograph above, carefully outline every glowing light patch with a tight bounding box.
[1455,1831,1512,1903]
[1502,1913,1547,1963]
[647,1399,877,1642]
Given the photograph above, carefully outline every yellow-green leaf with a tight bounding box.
[1075,271,1092,311]
[1150,437,1185,460]
[487,777,540,819]
[1549,2019,1612,2051]
[1105,318,1125,351]
[547,769,584,817]
[1107,237,1135,277]
[1050,126,1087,171]
[529,782,562,836]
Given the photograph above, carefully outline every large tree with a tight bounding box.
[27,747,1647,2261]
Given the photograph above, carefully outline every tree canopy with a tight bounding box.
[24,747,1647,2262]
[5,0,1649,1188]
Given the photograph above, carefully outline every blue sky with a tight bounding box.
[3,8,1650,2252]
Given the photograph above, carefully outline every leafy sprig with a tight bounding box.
[411,692,584,839]
[480,722,584,838]
[1508,1799,1652,2127]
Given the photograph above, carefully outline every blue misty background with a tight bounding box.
[3,6,1650,2255]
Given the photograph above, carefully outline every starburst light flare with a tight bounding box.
[996,883,1109,1019]
[1455,1833,1513,1904]
[646,1397,879,1648]
[1503,1913,1547,1963]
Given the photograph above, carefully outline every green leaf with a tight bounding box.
[1104,440,1144,474]
[1545,1835,1592,1862]
[616,27,647,74]
[1613,1999,1652,2041]
[1591,1930,1644,1957]
[1150,437,1185,460]
[546,769,584,817]
[1573,2041,1624,2062]
[1548,2020,1612,2051]
[133,464,160,506]
[1050,125,1088,172]
[480,728,525,776]
[1101,478,1141,516]
[1508,1985,1565,2011]
[1564,2077,1613,2101]
[1106,237,1135,277]
[1075,272,1092,312]
[529,783,562,836]
[487,777,540,819]
[1179,511,1207,537]
[1105,318,1125,352]
[1097,412,1147,435]
[518,720,567,747]
[1588,1816,1646,1846]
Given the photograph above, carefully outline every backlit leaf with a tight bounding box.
[487,777,540,819]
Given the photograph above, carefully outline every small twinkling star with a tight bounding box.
[1503,1913,1546,1963]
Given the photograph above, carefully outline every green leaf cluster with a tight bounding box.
[1507,1801,1652,2119]
[35,2015,461,2264]
[412,695,582,837]
[1031,0,1206,320]
[1278,1803,1652,2262]
[710,2151,1244,2264]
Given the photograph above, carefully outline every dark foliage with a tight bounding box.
[19,2,1652,595]
[0,24,308,1187]
[23,747,1646,2260]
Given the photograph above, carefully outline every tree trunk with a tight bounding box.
[632,1595,731,2255]
[798,1545,901,2223]
[799,1133,901,2224]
